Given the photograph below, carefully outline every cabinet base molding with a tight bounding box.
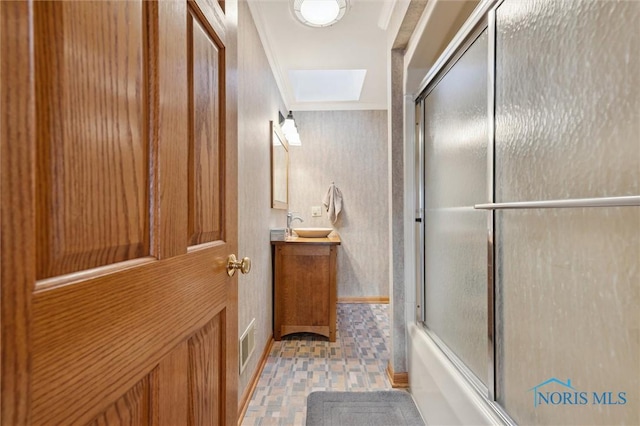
[338,297,389,304]
[238,336,274,426]
[386,361,409,388]
[279,325,333,341]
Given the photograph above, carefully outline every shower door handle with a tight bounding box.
[473,195,640,210]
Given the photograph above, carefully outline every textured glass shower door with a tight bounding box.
[423,30,489,386]
[494,0,640,424]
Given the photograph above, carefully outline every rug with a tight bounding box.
[305,391,425,426]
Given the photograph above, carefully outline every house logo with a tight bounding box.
[529,378,627,407]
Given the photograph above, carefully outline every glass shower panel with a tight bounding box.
[496,207,639,425]
[495,0,640,424]
[423,30,488,385]
[495,0,640,202]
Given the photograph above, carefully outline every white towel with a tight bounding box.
[322,183,343,224]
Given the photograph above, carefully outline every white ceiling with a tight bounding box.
[247,0,400,111]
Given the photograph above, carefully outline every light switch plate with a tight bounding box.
[311,206,322,217]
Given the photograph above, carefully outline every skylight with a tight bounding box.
[288,69,367,102]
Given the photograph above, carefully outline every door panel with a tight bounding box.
[1,0,238,424]
[422,30,489,386]
[88,376,151,426]
[31,249,229,424]
[150,0,189,260]
[34,1,150,280]
[188,10,224,246]
[494,0,639,424]
[188,316,223,425]
[495,0,639,202]
[496,207,639,425]
[155,341,189,426]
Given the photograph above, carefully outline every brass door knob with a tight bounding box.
[227,254,251,277]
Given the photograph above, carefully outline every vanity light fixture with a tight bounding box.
[292,0,349,28]
[280,110,302,146]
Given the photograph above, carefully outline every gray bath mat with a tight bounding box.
[305,391,425,426]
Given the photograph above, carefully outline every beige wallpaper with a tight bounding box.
[237,1,287,399]
[289,110,390,299]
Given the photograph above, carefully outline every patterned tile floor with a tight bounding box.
[241,303,392,425]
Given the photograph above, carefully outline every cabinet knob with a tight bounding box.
[226,254,251,277]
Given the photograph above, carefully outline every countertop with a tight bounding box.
[271,234,341,245]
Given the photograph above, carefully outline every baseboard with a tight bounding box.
[337,296,389,304]
[237,336,274,425]
[386,361,409,389]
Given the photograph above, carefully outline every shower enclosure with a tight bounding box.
[414,0,639,424]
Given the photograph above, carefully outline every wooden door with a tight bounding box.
[0,0,239,424]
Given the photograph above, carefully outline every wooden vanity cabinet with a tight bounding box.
[272,237,340,342]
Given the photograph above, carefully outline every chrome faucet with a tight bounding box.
[287,212,304,235]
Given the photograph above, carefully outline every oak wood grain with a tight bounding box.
[149,0,189,260]
[27,1,237,424]
[191,0,227,44]
[221,1,239,423]
[31,248,229,425]
[188,8,224,246]
[337,297,390,304]
[386,362,410,389]
[33,1,150,279]
[0,1,35,424]
[88,376,151,426]
[153,342,189,426]
[276,235,342,245]
[274,242,339,342]
[188,316,223,426]
[2,0,238,423]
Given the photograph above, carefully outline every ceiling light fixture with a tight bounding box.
[292,0,349,28]
[280,111,302,146]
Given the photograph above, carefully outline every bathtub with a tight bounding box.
[408,323,506,425]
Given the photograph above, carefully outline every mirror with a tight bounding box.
[270,120,289,209]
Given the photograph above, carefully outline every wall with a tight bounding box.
[237,0,287,399]
[386,0,479,380]
[288,110,389,299]
[388,49,407,374]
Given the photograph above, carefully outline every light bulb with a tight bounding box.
[300,0,340,26]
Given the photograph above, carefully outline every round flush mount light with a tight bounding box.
[292,0,349,28]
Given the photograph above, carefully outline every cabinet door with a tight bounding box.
[275,244,337,341]
[0,0,239,424]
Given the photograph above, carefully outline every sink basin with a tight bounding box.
[293,227,333,238]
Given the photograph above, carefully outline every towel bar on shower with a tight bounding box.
[473,195,640,210]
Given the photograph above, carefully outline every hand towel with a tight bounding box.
[322,182,343,224]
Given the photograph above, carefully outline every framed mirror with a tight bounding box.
[270,120,289,209]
